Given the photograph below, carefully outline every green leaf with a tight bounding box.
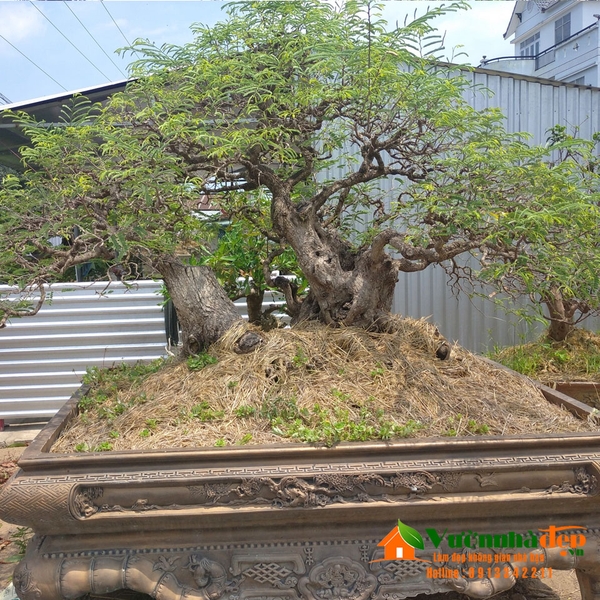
[398,519,425,550]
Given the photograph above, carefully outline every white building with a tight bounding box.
[482,0,600,86]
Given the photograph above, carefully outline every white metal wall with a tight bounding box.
[0,281,167,423]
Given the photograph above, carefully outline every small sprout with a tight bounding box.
[145,418,158,430]
[109,430,120,439]
[292,346,309,367]
[74,443,90,452]
[370,363,385,378]
[187,352,218,371]
[234,405,256,418]
[140,429,150,438]
[190,401,224,421]
[214,438,226,447]
[94,441,113,452]
[8,527,33,561]
[227,380,239,389]
[237,433,253,445]
[331,388,350,402]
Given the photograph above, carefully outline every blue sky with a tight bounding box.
[0,1,515,105]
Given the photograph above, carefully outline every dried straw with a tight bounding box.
[52,317,599,452]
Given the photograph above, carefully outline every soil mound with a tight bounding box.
[52,317,599,452]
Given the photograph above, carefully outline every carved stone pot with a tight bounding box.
[3,386,600,600]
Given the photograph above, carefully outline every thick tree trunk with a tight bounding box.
[155,257,242,355]
[543,288,577,343]
[271,197,398,330]
[293,252,398,329]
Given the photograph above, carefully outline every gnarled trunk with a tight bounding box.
[543,287,578,343]
[156,257,242,355]
[272,197,398,330]
[293,251,398,330]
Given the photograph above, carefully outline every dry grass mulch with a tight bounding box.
[52,317,599,453]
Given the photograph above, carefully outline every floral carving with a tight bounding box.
[298,557,377,600]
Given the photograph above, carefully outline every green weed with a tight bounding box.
[292,346,309,367]
[270,401,422,447]
[94,441,113,452]
[6,527,33,563]
[190,401,224,421]
[187,352,218,371]
[234,405,256,418]
[370,364,386,378]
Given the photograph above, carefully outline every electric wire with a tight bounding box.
[28,1,112,82]
[63,2,128,80]
[0,32,68,91]
[101,1,139,59]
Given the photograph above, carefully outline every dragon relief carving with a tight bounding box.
[68,466,597,517]
[544,466,598,495]
[71,486,103,518]
[186,471,462,509]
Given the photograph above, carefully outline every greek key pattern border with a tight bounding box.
[15,452,599,486]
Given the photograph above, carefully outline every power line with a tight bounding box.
[63,2,128,79]
[0,93,12,105]
[28,1,112,82]
[101,1,139,59]
[0,32,68,92]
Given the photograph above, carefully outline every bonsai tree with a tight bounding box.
[1,0,596,354]
[474,126,600,342]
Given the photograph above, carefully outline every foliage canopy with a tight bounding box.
[1,0,599,349]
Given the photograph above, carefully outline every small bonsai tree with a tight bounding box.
[2,1,597,354]
[474,125,600,342]
[197,191,305,327]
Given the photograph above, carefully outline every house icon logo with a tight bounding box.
[375,520,426,562]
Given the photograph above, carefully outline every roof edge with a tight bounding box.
[1,79,132,112]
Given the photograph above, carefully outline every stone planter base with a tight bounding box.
[3,386,600,599]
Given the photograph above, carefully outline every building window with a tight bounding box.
[555,13,571,44]
[520,32,540,57]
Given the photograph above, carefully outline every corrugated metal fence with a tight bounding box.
[0,281,167,423]
[393,68,600,351]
